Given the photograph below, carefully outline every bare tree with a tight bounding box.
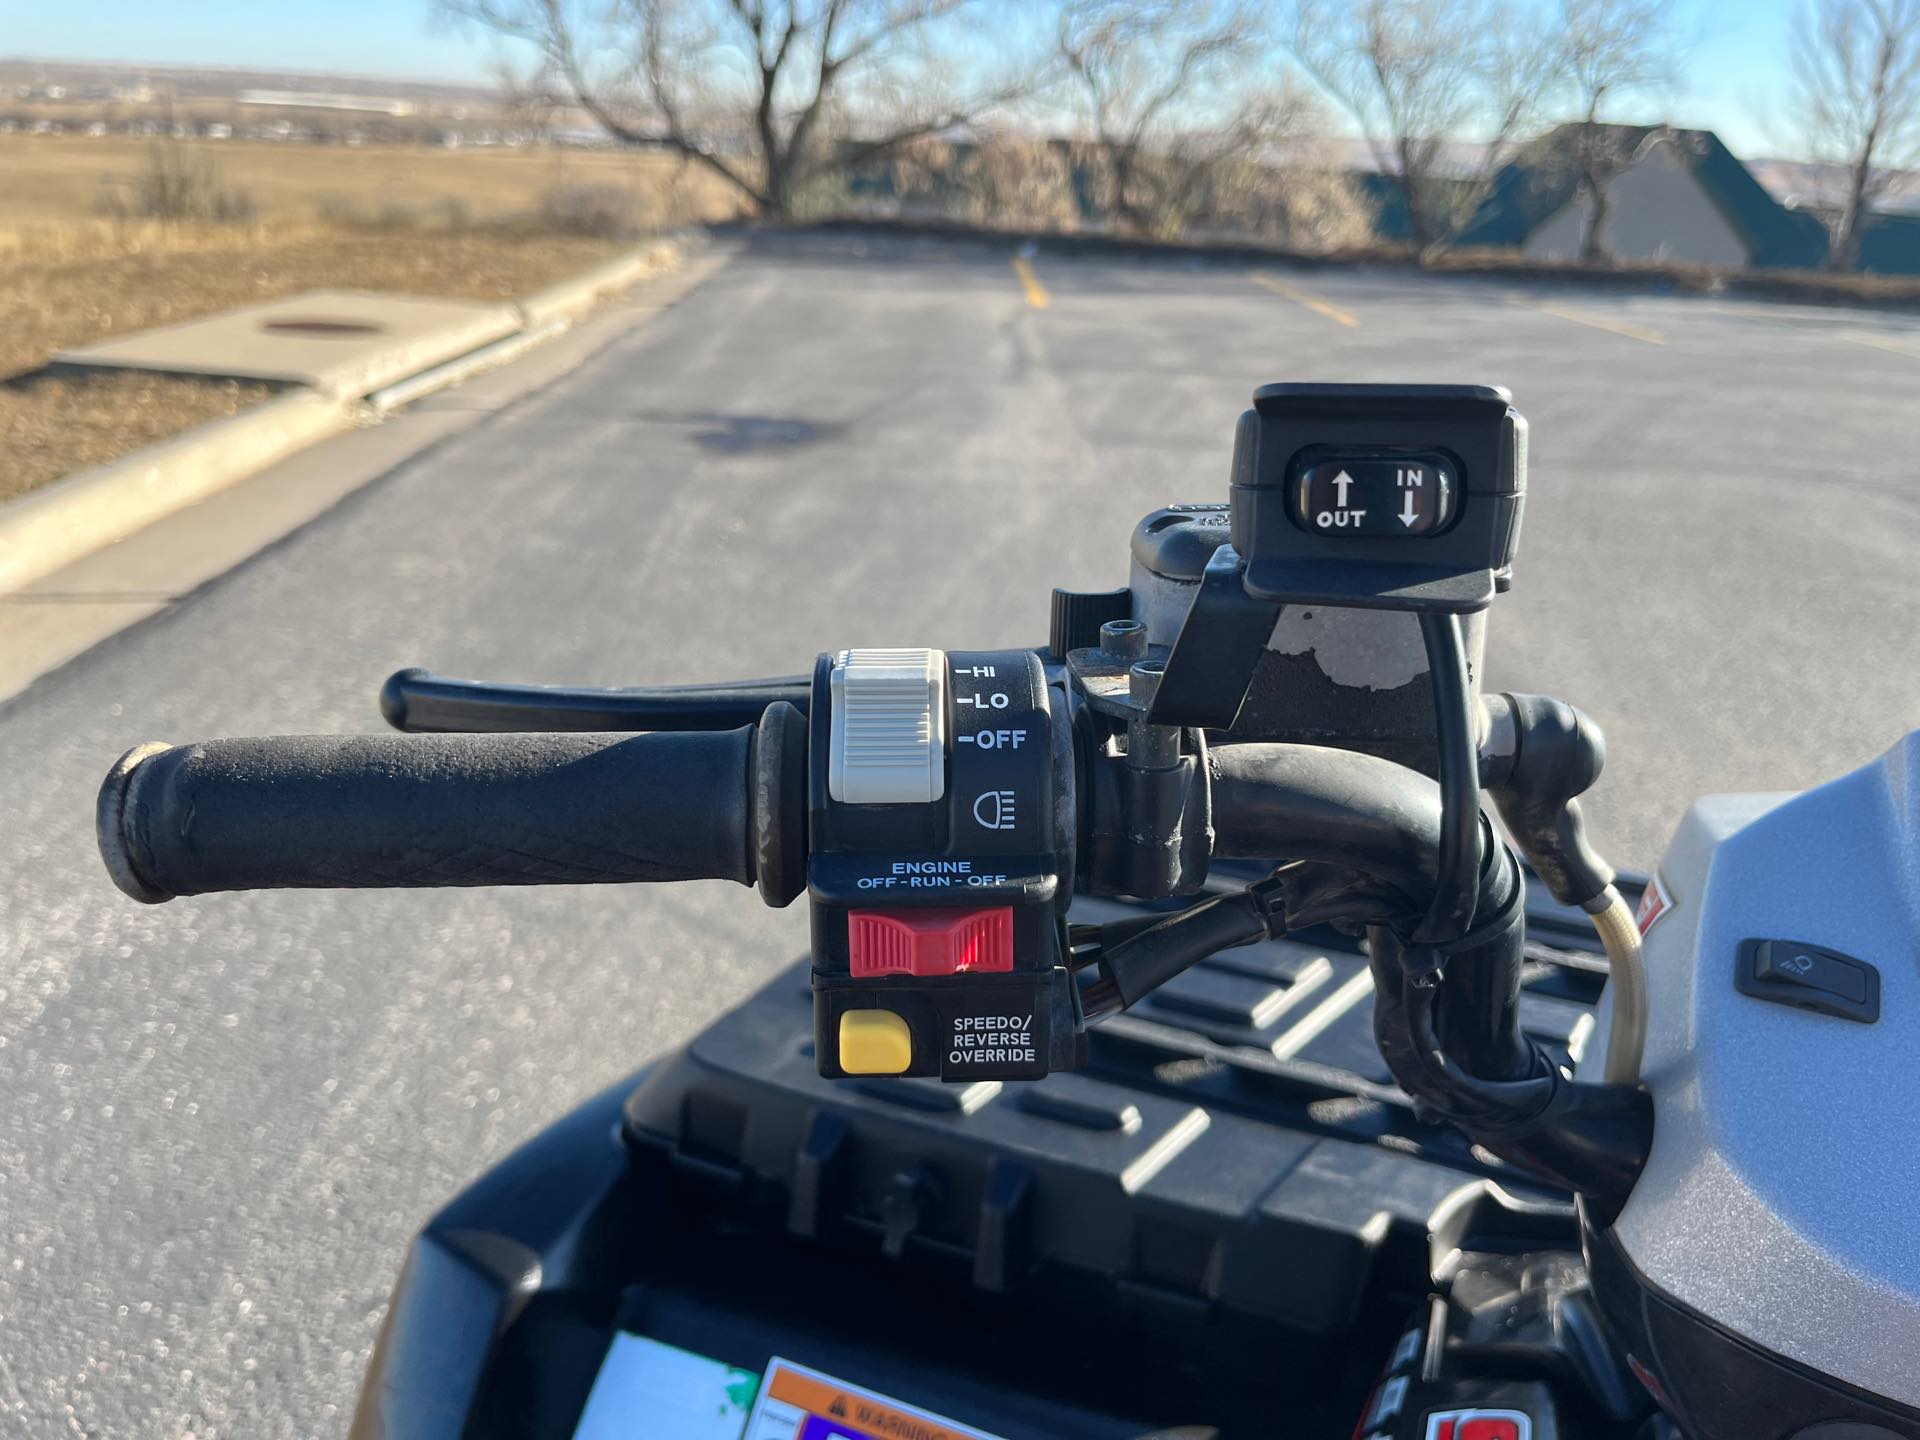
[1553,0,1674,262]
[1058,0,1271,236]
[1287,0,1561,256]
[493,54,565,145]
[1148,90,1341,239]
[448,0,1035,219]
[956,130,1082,230]
[1788,0,1920,270]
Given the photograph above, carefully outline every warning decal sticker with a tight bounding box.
[571,1334,760,1439]
[1424,1408,1532,1440]
[1635,871,1674,936]
[742,1358,1007,1440]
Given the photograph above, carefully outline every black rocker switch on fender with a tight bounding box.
[1737,938,1881,1023]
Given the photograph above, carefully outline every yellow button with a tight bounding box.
[839,1009,913,1075]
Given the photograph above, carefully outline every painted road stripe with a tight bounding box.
[1837,330,1920,360]
[1251,271,1358,326]
[1512,297,1665,345]
[1010,254,1050,309]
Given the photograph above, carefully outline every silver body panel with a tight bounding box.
[1589,731,1920,1406]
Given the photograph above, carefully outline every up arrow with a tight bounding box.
[1332,470,1354,507]
[1398,494,1419,528]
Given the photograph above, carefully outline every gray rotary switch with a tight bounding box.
[827,648,947,804]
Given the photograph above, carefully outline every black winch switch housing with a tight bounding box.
[1231,383,1527,612]
[807,649,1082,1082]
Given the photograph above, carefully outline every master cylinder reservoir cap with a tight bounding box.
[827,648,947,804]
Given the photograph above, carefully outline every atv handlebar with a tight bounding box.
[87,372,1658,1203]
[96,702,808,907]
[90,656,1646,1199]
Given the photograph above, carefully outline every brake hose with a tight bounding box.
[1587,885,1647,1084]
[1480,694,1647,1087]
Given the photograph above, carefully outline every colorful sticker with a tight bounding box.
[1424,1409,1532,1440]
[1635,871,1674,936]
[742,1358,1006,1440]
[572,1334,760,1439]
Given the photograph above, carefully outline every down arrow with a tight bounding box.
[1398,494,1419,528]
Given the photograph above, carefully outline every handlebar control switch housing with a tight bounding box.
[808,648,1081,1082]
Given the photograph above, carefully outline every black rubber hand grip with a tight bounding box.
[98,705,807,906]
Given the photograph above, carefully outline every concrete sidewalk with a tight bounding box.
[0,244,735,704]
[0,241,691,602]
[53,290,525,399]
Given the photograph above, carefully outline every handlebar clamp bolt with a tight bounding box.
[1099,619,1150,661]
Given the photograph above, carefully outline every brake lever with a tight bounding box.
[379,667,811,734]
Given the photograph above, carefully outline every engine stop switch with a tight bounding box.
[808,647,1081,1081]
[848,907,1014,977]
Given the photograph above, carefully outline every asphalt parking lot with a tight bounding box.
[1,229,1916,1434]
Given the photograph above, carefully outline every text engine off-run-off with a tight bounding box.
[854,861,1012,890]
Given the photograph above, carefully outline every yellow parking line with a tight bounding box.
[1838,330,1920,360]
[1513,298,1665,345]
[1010,254,1050,309]
[1251,271,1357,326]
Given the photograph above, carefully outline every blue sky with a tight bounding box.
[0,0,1801,158]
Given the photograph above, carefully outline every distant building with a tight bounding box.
[1750,157,1920,220]
[236,90,415,117]
[1753,156,1920,277]
[1856,213,1920,276]
[1457,125,1830,270]
[1349,123,1920,275]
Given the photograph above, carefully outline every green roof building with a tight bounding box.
[1452,124,1832,270]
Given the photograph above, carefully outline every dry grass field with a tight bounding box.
[0,133,741,230]
[0,135,745,503]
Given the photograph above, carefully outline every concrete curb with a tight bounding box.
[364,317,569,415]
[515,238,682,327]
[0,238,685,599]
[0,390,352,596]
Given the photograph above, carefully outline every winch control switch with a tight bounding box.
[1288,452,1458,537]
[1231,382,1526,612]
[808,648,1082,1081]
